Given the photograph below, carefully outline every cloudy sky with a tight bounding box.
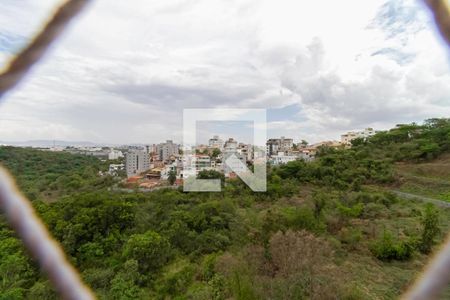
[0,0,449,144]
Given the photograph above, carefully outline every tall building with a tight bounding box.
[194,155,212,172]
[223,138,237,153]
[209,135,224,149]
[266,136,293,156]
[125,151,150,177]
[237,143,253,162]
[157,140,179,162]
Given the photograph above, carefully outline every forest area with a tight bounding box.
[0,118,449,299]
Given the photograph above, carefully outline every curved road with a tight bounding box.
[392,190,450,208]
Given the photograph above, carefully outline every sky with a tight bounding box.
[0,0,449,145]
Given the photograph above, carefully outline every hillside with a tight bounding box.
[395,154,450,202]
[0,119,449,299]
[0,146,113,201]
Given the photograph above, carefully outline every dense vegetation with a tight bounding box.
[0,119,449,299]
[0,147,114,201]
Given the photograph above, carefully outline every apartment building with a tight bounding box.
[223,138,238,153]
[125,150,150,177]
[341,128,376,145]
[194,155,212,170]
[157,140,179,162]
[237,143,253,162]
[266,136,294,156]
[208,135,224,149]
[108,149,124,160]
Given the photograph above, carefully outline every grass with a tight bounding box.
[224,183,450,299]
[395,155,450,202]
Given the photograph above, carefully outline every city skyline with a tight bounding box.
[0,126,374,147]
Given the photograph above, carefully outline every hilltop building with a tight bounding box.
[266,136,294,156]
[341,128,377,145]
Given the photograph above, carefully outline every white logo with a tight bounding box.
[183,109,267,192]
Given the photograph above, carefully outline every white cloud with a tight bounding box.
[0,0,449,144]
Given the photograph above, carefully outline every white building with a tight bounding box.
[341,128,377,145]
[125,151,150,177]
[160,162,177,180]
[209,135,224,149]
[270,151,315,165]
[270,152,298,165]
[222,138,247,176]
[108,149,124,160]
[194,155,212,170]
[223,138,238,153]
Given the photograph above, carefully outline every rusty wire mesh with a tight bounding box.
[0,0,449,299]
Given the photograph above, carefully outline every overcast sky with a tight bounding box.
[0,0,449,144]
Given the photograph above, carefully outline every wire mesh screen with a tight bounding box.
[0,0,449,299]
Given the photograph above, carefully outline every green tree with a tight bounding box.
[211,148,221,159]
[312,191,326,219]
[419,204,440,254]
[370,230,414,261]
[109,260,142,300]
[300,140,309,148]
[123,230,171,275]
[168,170,176,185]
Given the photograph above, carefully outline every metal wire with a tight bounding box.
[402,233,450,300]
[425,0,450,47]
[0,0,449,299]
[0,168,95,300]
[400,1,450,299]
[0,0,95,299]
[0,0,91,99]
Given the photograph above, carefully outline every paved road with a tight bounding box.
[392,190,450,208]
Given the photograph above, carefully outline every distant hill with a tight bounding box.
[0,140,156,148]
[0,140,100,147]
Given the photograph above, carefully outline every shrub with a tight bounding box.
[336,202,363,221]
[312,191,327,219]
[156,263,195,297]
[281,207,322,232]
[419,204,440,254]
[202,253,219,281]
[338,227,362,250]
[361,203,386,219]
[370,230,414,261]
[268,230,338,298]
